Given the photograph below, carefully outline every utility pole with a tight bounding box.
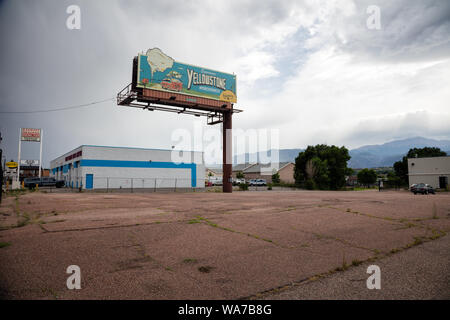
[0,131,3,204]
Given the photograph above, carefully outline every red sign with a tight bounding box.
[65,150,82,162]
[21,128,41,142]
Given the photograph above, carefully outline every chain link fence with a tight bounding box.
[63,177,199,193]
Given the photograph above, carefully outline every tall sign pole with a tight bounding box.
[39,129,43,178]
[222,110,232,193]
[17,128,22,183]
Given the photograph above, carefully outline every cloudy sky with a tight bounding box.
[0,0,449,166]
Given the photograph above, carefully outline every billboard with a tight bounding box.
[20,160,39,166]
[136,48,237,103]
[21,128,41,142]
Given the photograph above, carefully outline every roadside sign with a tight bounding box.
[6,161,18,168]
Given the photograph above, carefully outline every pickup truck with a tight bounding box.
[24,177,65,189]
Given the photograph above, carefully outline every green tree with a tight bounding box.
[294,144,351,190]
[357,168,377,187]
[236,171,244,179]
[271,172,280,184]
[386,172,401,189]
[393,147,447,185]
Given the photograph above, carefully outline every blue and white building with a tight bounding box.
[50,145,205,190]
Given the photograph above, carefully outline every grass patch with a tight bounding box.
[183,258,198,264]
[413,237,424,246]
[300,243,310,248]
[198,266,214,273]
[0,242,11,249]
[17,215,30,228]
[335,254,349,271]
[351,259,362,266]
[188,219,202,224]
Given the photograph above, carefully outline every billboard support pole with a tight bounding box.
[17,128,21,183]
[222,109,232,193]
[38,129,43,178]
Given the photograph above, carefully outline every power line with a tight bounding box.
[0,98,115,114]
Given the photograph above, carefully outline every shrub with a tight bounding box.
[239,183,249,191]
[305,179,316,190]
[271,172,280,184]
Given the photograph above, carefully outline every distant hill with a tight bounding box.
[229,137,450,169]
[233,148,303,164]
[348,137,450,168]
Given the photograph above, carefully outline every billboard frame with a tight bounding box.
[117,53,242,193]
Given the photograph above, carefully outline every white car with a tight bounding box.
[249,179,266,186]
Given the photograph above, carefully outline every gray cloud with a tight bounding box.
[0,0,449,166]
[339,110,450,148]
[331,0,450,62]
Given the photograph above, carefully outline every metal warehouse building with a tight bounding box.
[50,145,205,190]
[408,156,450,189]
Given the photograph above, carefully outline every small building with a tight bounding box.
[408,156,450,189]
[19,166,49,179]
[205,167,222,179]
[346,175,358,186]
[50,145,205,190]
[232,162,295,183]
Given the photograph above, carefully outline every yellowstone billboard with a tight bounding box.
[136,48,237,103]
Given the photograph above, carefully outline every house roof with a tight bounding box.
[233,162,293,174]
[232,163,256,172]
[206,167,222,174]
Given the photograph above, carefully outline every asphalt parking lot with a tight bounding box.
[0,189,449,299]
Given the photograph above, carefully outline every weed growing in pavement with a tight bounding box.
[351,259,362,266]
[183,258,198,264]
[0,242,11,248]
[198,266,214,273]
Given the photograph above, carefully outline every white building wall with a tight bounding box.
[408,156,450,189]
[50,145,205,189]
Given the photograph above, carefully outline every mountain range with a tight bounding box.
[231,137,450,169]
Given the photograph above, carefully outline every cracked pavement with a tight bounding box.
[0,189,449,299]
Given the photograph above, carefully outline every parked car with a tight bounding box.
[24,177,65,189]
[233,178,246,185]
[411,183,435,195]
[210,178,222,186]
[249,179,267,186]
[255,179,267,186]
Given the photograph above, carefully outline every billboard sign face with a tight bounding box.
[21,128,41,142]
[136,48,237,103]
[20,159,39,166]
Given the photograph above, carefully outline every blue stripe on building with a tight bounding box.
[79,159,197,187]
